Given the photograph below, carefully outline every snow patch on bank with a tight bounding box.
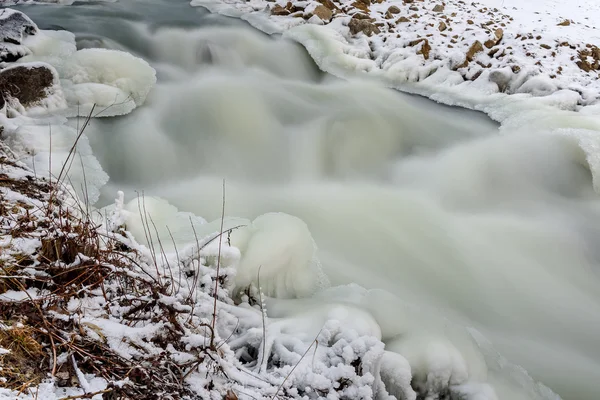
[0,112,109,204]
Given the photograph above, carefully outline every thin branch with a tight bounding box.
[210,179,226,350]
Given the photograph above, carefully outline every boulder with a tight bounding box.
[0,9,38,45]
[0,9,38,63]
[387,5,401,14]
[0,64,56,108]
[0,43,30,63]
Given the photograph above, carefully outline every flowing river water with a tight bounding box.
[11,1,600,399]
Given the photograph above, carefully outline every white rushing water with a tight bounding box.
[14,1,600,399]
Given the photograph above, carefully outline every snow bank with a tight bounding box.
[0,113,109,204]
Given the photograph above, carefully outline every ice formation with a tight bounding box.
[229,212,330,299]
[101,196,330,300]
[57,48,156,117]
[0,8,158,206]
[19,29,157,117]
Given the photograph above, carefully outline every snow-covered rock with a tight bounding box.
[0,62,66,113]
[0,9,37,63]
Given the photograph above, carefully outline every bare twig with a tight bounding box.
[258,266,267,369]
[210,179,226,350]
[58,389,113,400]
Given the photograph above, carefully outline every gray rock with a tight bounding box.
[0,9,38,63]
[0,9,37,45]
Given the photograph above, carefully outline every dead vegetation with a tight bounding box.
[0,321,46,392]
[0,178,231,398]
[0,122,238,399]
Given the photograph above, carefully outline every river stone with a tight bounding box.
[318,0,337,10]
[312,5,333,22]
[466,40,484,61]
[410,38,431,59]
[270,4,290,16]
[348,17,380,36]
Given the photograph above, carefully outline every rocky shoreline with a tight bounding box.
[193,0,600,108]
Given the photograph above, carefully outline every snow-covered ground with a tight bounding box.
[190,0,600,113]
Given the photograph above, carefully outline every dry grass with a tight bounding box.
[0,321,46,391]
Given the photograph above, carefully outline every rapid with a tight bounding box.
[13,1,600,399]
